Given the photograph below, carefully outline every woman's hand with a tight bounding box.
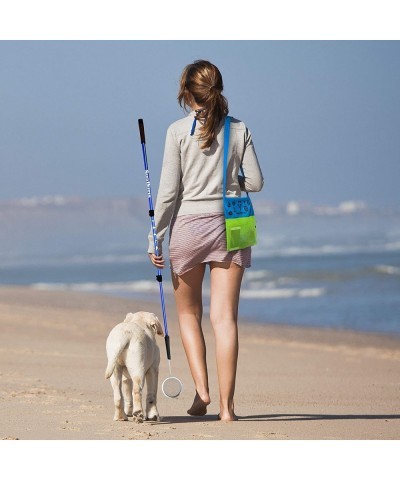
[148,253,165,269]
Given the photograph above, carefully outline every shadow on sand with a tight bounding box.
[155,413,400,424]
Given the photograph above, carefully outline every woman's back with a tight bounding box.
[166,111,264,218]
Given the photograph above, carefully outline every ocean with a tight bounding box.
[1,197,399,336]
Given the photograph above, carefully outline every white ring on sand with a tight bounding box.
[162,376,183,399]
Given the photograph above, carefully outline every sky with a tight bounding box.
[0,40,399,207]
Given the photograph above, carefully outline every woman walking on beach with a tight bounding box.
[147,60,264,421]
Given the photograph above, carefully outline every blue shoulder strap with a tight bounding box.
[223,116,248,200]
[222,115,231,202]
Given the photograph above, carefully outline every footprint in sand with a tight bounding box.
[126,431,159,440]
[256,432,288,439]
[59,420,82,432]
[191,434,214,439]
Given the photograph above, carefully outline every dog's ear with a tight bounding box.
[150,315,164,337]
[124,313,136,323]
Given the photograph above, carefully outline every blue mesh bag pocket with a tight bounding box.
[222,116,257,251]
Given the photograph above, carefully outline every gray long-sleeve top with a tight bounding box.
[148,110,264,254]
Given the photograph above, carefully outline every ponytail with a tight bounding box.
[177,60,229,149]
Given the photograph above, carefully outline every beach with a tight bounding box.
[0,285,399,440]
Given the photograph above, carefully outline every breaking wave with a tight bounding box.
[31,280,174,295]
[240,287,326,299]
[30,280,326,300]
[374,264,400,275]
[253,241,400,258]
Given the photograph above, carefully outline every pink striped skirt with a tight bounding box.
[168,213,252,276]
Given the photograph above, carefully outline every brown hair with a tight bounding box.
[177,59,229,149]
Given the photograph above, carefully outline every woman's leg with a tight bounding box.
[171,263,211,415]
[209,261,245,421]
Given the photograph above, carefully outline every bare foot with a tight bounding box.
[217,412,238,421]
[187,390,211,416]
[217,402,238,421]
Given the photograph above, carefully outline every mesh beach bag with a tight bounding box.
[223,116,257,251]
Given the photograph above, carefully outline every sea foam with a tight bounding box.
[240,287,326,299]
[374,264,400,275]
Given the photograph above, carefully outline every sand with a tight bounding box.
[0,285,399,440]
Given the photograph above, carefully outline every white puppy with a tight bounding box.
[105,311,164,423]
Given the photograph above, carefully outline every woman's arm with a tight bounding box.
[147,125,181,255]
[238,126,264,192]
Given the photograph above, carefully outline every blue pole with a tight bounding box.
[138,119,170,359]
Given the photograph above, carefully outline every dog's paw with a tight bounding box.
[146,413,160,422]
[132,411,145,424]
[113,414,128,421]
[146,407,160,422]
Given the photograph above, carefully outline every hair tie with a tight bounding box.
[195,108,206,117]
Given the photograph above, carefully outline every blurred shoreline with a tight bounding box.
[1,195,400,335]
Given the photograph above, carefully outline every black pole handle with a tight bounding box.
[164,335,171,360]
[138,118,146,144]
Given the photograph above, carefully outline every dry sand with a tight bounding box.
[0,286,399,440]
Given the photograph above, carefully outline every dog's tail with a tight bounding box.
[104,361,116,380]
[105,336,130,379]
